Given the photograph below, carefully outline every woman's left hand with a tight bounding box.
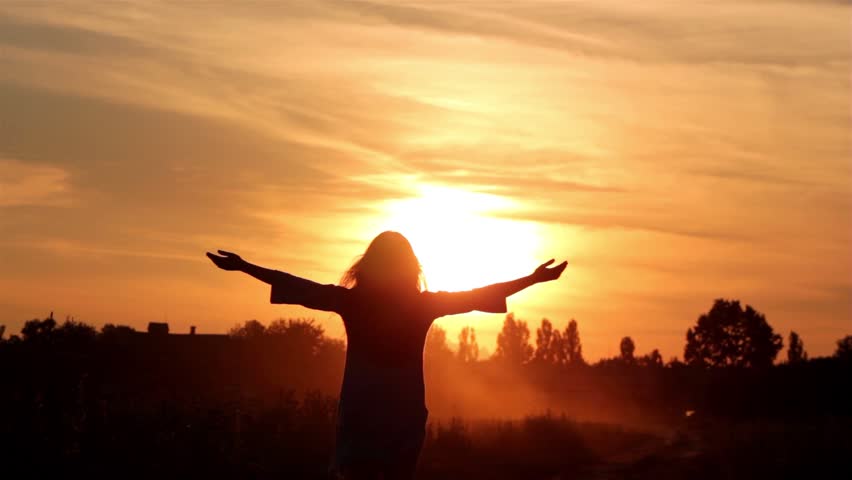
[532,259,568,283]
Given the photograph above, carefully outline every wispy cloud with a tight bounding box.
[0,157,73,207]
[0,13,155,57]
[0,238,200,262]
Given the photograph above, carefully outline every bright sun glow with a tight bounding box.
[374,184,541,292]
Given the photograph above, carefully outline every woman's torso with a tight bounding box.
[337,289,433,422]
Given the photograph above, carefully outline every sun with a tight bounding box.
[373,184,541,292]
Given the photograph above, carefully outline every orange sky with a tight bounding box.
[1,0,849,361]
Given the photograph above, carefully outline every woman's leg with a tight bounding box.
[340,463,382,480]
[381,423,426,480]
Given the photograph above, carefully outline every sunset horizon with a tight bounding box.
[2,0,849,362]
[2,2,851,478]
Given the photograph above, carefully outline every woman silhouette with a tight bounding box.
[207,231,567,479]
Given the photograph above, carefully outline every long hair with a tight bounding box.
[340,231,424,292]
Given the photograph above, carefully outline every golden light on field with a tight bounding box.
[374,184,542,292]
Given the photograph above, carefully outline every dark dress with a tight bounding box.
[269,272,507,477]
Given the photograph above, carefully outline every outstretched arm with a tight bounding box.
[487,259,568,298]
[206,250,346,312]
[424,259,568,319]
[206,250,284,285]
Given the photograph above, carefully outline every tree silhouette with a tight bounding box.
[494,313,532,365]
[534,318,564,365]
[21,314,96,347]
[21,315,57,342]
[229,319,267,339]
[100,323,136,341]
[786,331,808,364]
[266,318,327,359]
[619,336,636,364]
[55,319,97,345]
[457,326,479,363]
[563,319,584,366]
[316,337,347,362]
[836,335,852,361]
[666,356,685,368]
[684,299,783,368]
[638,348,663,368]
[425,324,453,362]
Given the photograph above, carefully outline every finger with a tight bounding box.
[540,259,555,268]
[206,252,221,260]
[218,250,235,257]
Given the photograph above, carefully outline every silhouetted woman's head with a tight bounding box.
[341,231,424,292]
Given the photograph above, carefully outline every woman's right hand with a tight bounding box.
[206,250,246,271]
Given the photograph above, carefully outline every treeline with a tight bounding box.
[427,299,851,370]
[3,298,850,368]
[1,297,850,423]
[1,298,850,478]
